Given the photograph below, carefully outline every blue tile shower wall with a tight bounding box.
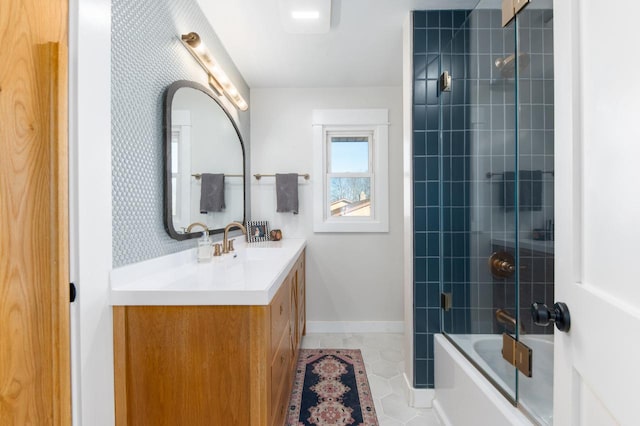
[440,16,472,342]
[412,8,555,388]
[412,10,470,388]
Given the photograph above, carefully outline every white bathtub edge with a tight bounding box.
[433,334,533,426]
[401,372,434,408]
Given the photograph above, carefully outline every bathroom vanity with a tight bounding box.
[110,239,306,426]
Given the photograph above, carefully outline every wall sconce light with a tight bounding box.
[180,32,249,111]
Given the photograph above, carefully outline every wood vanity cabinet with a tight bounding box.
[113,250,306,426]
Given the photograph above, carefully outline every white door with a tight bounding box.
[554,1,640,424]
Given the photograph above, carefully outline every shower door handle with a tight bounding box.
[531,302,571,332]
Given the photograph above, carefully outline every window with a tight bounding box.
[312,109,389,232]
[328,133,373,218]
[171,110,192,231]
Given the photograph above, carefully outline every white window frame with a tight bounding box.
[171,110,191,232]
[312,109,389,233]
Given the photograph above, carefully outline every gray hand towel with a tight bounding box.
[519,170,543,211]
[276,173,299,214]
[501,170,542,212]
[200,173,225,213]
[501,171,516,212]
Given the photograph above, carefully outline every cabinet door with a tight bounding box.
[296,252,306,341]
[271,274,296,426]
[270,277,292,358]
[291,275,297,350]
[115,306,254,426]
[270,319,292,414]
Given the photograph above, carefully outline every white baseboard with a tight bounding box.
[402,372,434,408]
[305,321,404,334]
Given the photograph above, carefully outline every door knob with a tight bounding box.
[531,302,571,332]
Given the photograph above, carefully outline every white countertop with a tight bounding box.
[110,238,306,306]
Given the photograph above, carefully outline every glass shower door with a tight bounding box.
[431,1,557,423]
[515,4,555,425]
[439,4,520,403]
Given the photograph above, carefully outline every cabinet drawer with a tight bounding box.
[297,272,305,338]
[270,277,292,351]
[298,308,305,338]
[270,327,292,424]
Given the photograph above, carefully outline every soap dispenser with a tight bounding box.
[197,231,212,262]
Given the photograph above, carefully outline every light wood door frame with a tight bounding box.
[0,0,70,424]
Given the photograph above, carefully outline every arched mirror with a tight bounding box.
[163,80,246,240]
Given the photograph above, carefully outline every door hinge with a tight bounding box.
[502,0,530,27]
[441,292,452,311]
[501,333,532,377]
[439,71,451,93]
[70,282,77,303]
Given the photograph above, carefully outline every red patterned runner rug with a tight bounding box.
[287,349,379,426]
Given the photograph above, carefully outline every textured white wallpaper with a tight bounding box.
[111,0,249,266]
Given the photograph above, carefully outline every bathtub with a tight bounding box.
[433,333,553,426]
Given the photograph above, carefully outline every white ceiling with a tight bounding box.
[197,0,481,88]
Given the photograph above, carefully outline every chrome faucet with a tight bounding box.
[223,221,246,254]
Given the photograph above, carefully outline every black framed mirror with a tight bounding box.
[163,80,246,240]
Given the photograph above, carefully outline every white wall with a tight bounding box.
[70,0,113,424]
[110,0,251,267]
[70,1,251,424]
[250,87,404,330]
